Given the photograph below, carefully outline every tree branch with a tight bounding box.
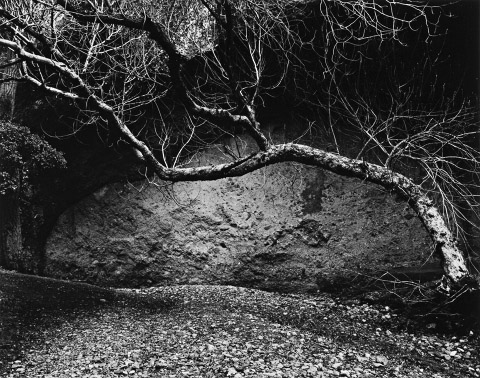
[0,0,474,292]
[149,142,474,290]
[53,0,270,150]
[0,6,65,62]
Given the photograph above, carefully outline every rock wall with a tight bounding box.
[45,148,433,291]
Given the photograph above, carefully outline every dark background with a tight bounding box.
[444,0,479,97]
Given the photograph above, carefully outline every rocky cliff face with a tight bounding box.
[45,152,433,291]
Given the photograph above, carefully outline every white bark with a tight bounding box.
[142,143,474,290]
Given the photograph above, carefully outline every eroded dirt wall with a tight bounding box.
[45,155,433,291]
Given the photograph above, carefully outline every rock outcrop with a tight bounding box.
[45,158,432,291]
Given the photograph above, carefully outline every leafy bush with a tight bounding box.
[0,121,66,195]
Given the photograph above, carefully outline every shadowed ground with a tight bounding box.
[0,269,479,377]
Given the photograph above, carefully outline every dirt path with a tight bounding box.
[0,270,479,377]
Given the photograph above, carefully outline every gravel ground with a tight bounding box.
[0,270,479,378]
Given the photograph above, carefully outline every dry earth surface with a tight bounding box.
[0,269,479,378]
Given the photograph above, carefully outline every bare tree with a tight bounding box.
[0,0,478,292]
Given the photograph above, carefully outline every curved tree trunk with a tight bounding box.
[141,143,475,292]
[1,36,473,291]
[0,2,476,296]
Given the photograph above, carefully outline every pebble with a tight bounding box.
[375,355,388,365]
[332,362,342,370]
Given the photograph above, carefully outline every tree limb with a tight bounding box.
[53,0,270,150]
